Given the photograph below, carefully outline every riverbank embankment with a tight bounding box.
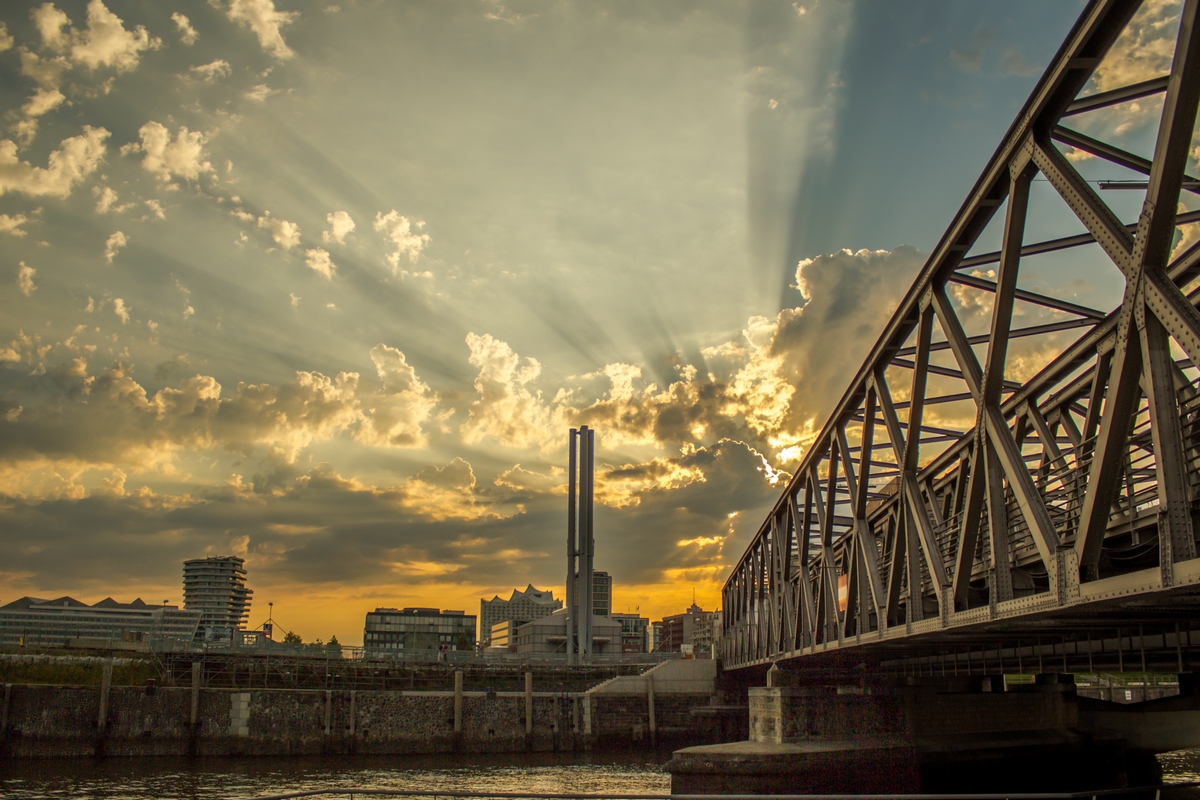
[0,659,722,758]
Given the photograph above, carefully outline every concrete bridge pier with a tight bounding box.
[668,672,1191,795]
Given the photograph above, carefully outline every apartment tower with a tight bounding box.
[182,555,253,642]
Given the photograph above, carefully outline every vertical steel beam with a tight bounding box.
[953,439,986,609]
[986,437,1014,605]
[1142,314,1198,579]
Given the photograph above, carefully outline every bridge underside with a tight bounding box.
[723,0,1200,673]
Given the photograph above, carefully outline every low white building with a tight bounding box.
[0,596,201,650]
[514,607,622,656]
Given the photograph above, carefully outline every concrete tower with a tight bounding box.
[565,425,596,664]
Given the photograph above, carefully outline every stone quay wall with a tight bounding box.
[0,665,718,758]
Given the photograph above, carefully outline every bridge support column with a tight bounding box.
[669,673,1168,794]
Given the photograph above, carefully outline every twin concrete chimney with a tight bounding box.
[565,425,595,664]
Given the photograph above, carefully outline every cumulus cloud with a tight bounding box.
[304,247,335,279]
[0,214,29,237]
[450,246,919,462]
[322,210,355,245]
[754,246,924,442]
[357,344,437,447]
[0,126,109,197]
[1077,0,1186,142]
[373,210,431,273]
[18,49,69,93]
[190,59,232,83]
[258,213,301,250]
[0,22,12,52]
[0,351,443,471]
[13,87,66,146]
[23,88,66,119]
[92,185,129,214]
[226,0,298,60]
[34,0,161,73]
[243,84,274,102]
[172,12,199,45]
[103,230,126,263]
[112,297,130,324]
[1091,0,1178,94]
[17,262,36,296]
[459,333,556,451]
[124,121,213,182]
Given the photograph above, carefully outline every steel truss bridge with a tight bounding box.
[722,0,1200,674]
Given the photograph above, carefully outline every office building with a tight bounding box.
[659,603,721,657]
[572,570,613,618]
[363,607,476,656]
[0,596,201,650]
[611,612,649,653]
[479,585,562,646]
[182,556,253,643]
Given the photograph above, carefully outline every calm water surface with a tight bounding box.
[3,750,1200,799]
[0,752,670,799]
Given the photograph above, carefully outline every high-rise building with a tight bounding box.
[572,570,613,617]
[479,585,562,646]
[182,556,253,643]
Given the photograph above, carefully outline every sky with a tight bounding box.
[0,0,1192,645]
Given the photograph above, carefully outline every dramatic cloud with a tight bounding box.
[124,122,213,182]
[323,210,355,245]
[171,12,198,46]
[33,0,161,73]
[13,87,66,146]
[0,21,12,52]
[17,262,36,296]
[460,333,556,451]
[93,185,129,213]
[0,213,29,237]
[373,210,431,273]
[1091,0,1178,93]
[258,213,301,250]
[103,230,126,263]
[304,247,336,279]
[0,126,108,197]
[358,344,437,448]
[765,247,923,436]
[190,60,232,83]
[226,0,298,60]
[1077,0,1185,143]
[243,84,274,103]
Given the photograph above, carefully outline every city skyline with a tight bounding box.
[0,0,1182,645]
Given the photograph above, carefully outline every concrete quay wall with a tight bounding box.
[0,681,716,758]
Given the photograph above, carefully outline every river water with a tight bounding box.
[2,750,1199,799]
[0,752,670,799]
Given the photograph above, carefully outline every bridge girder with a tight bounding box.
[723,0,1200,672]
